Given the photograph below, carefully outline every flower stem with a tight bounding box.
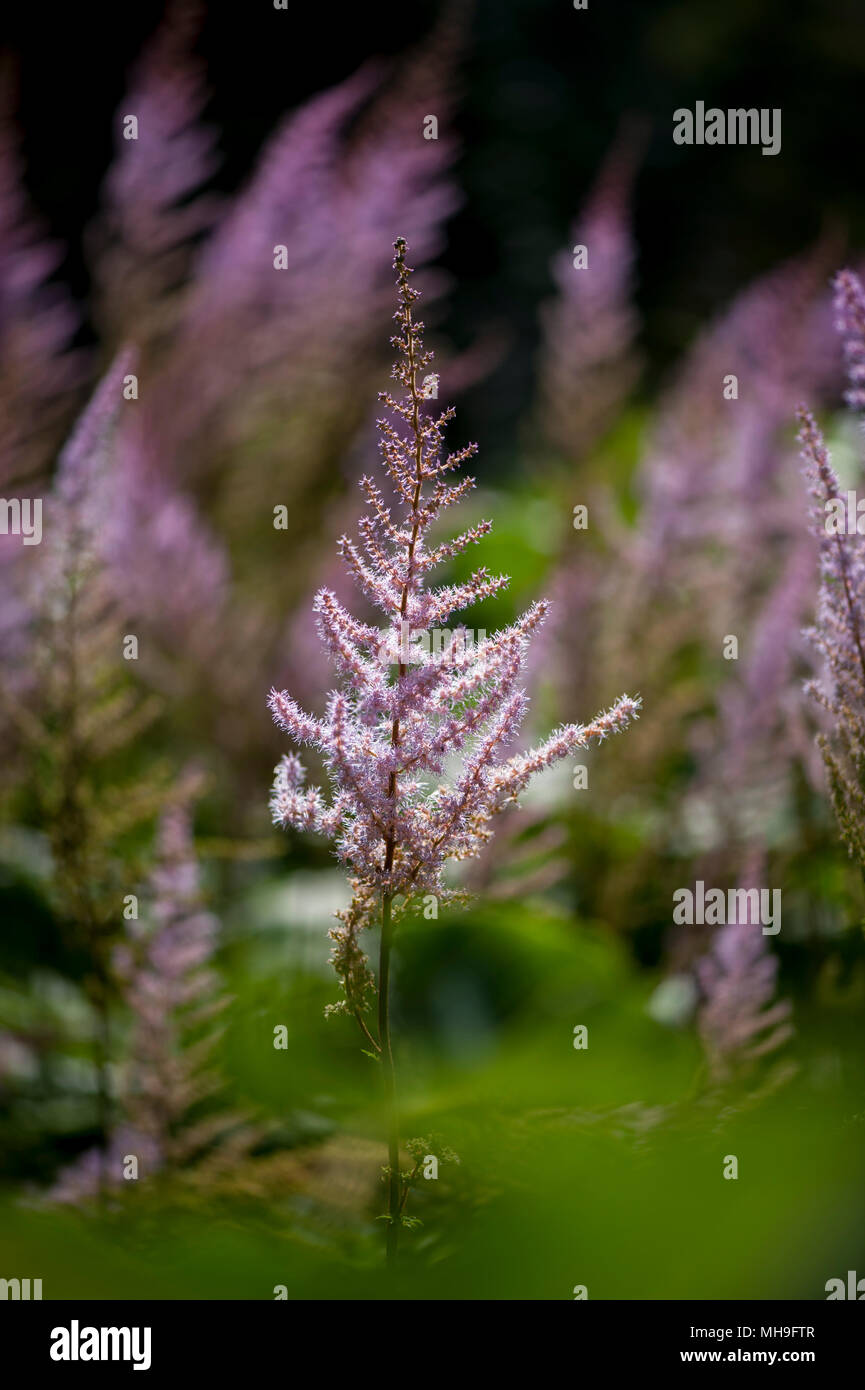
[379,891,400,1262]
[90,984,111,1206]
[374,241,426,1263]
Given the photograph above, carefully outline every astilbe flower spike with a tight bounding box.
[0,66,82,493]
[1,353,173,1197]
[268,239,640,1258]
[835,268,865,414]
[695,858,793,1088]
[47,789,239,1204]
[113,794,234,1171]
[88,0,221,350]
[799,269,865,866]
[537,122,644,462]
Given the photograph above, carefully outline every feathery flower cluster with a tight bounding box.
[269,240,640,1020]
[1,353,176,1190]
[164,11,460,511]
[700,540,816,848]
[45,1127,161,1207]
[799,269,865,864]
[47,793,232,1202]
[113,796,229,1169]
[1,7,469,794]
[0,73,81,493]
[3,348,167,880]
[835,268,865,413]
[537,126,643,461]
[696,861,793,1085]
[89,0,220,349]
[640,247,835,568]
[557,250,836,830]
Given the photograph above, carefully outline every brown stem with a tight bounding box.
[833,526,865,688]
[92,986,111,1205]
[351,1002,382,1055]
[399,1158,422,1215]
[377,243,428,1263]
[379,892,400,1262]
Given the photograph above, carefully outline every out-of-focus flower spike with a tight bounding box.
[537,118,646,461]
[834,268,865,414]
[0,63,82,491]
[696,858,793,1084]
[55,348,137,512]
[90,0,221,346]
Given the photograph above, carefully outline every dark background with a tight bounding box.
[4,0,864,463]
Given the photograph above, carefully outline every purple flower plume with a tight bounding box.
[550,247,837,834]
[268,240,640,1016]
[696,860,793,1086]
[537,121,644,460]
[0,349,135,723]
[835,268,865,413]
[89,0,221,348]
[640,246,837,568]
[0,69,81,491]
[113,794,228,1169]
[799,269,865,863]
[47,790,232,1201]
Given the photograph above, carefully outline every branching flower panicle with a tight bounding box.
[268,239,639,1256]
[269,239,640,1014]
[799,269,865,864]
